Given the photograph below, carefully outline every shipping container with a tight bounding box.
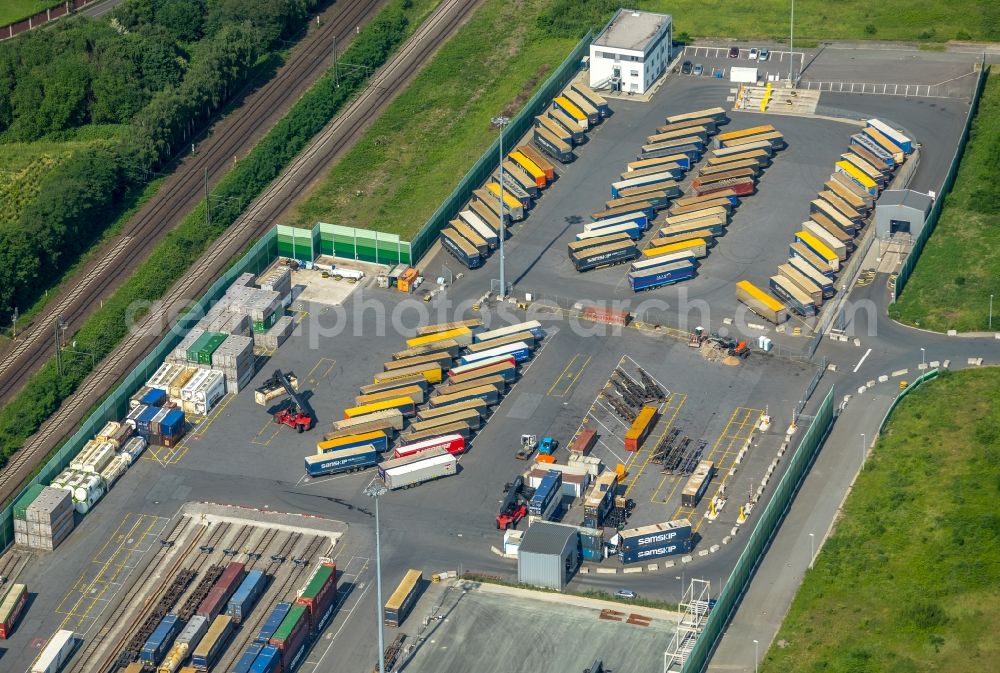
[834,160,878,196]
[233,643,264,673]
[841,152,887,187]
[735,280,789,325]
[769,275,817,317]
[643,238,709,260]
[624,406,659,451]
[355,384,426,408]
[552,96,589,129]
[681,460,715,507]
[641,142,703,162]
[569,231,633,254]
[663,206,729,228]
[228,570,268,624]
[777,263,825,306]
[618,179,683,199]
[141,614,180,664]
[789,242,836,279]
[830,171,876,207]
[405,409,483,435]
[569,429,597,455]
[584,213,648,235]
[584,471,618,522]
[197,562,246,619]
[395,433,466,458]
[399,422,471,443]
[433,374,506,399]
[255,603,291,645]
[305,445,379,477]
[626,153,692,173]
[344,397,417,420]
[191,614,232,670]
[0,583,28,638]
[563,88,600,125]
[794,231,841,271]
[250,645,282,673]
[704,148,771,168]
[177,615,208,649]
[816,192,864,227]
[458,210,501,249]
[699,158,761,177]
[31,629,76,673]
[447,355,516,379]
[611,173,679,199]
[536,111,575,145]
[529,470,563,519]
[672,190,740,209]
[809,212,856,249]
[497,160,540,199]
[447,219,490,257]
[849,133,895,168]
[440,228,484,270]
[571,240,640,272]
[658,216,726,238]
[605,191,670,213]
[848,144,893,176]
[655,116,719,135]
[692,167,757,189]
[591,202,655,224]
[861,126,906,163]
[428,384,500,408]
[270,603,310,671]
[667,197,733,217]
[714,124,775,148]
[469,198,506,234]
[458,341,533,365]
[385,352,457,374]
[384,569,422,627]
[378,447,457,489]
[516,144,555,180]
[620,537,693,564]
[803,220,849,259]
[619,519,693,552]
[296,561,338,630]
[647,125,709,145]
[866,118,913,153]
[720,130,785,151]
[508,150,547,188]
[694,176,755,197]
[825,178,871,212]
[621,163,685,182]
[710,139,775,160]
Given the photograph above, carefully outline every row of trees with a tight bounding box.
[0,1,416,471]
[0,0,322,320]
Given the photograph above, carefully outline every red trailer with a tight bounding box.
[197,562,246,619]
[694,177,755,197]
[0,583,28,639]
[393,434,466,459]
[569,429,598,455]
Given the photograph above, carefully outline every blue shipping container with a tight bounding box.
[233,642,264,673]
[628,263,695,292]
[137,406,159,435]
[229,569,268,624]
[159,409,185,437]
[141,388,167,406]
[256,603,291,645]
[140,613,180,664]
[620,538,693,564]
[582,546,604,561]
[250,645,282,673]
[619,524,692,553]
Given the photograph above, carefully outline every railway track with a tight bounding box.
[0,0,393,507]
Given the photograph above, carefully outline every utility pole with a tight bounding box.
[333,35,339,88]
[204,167,211,229]
[11,306,17,339]
[491,115,510,299]
[990,294,993,330]
[54,316,63,376]
[789,0,795,83]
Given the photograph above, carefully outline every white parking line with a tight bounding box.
[852,348,873,373]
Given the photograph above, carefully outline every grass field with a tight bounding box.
[0,0,60,26]
[762,368,1000,673]
[890,73,1000,332]
[288,0,576,235]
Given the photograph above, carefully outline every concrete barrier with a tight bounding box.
[596,567,618,574]
[697,549,709,557]
[709,544,720,553]
[681,555,693,564]
[623,567,642,574]
[891,368,908,377]
[647,563,658,571]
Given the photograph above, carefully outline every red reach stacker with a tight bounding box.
[265,369,316,432]
[496,476,529,530]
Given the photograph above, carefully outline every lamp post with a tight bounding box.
[989,294,993,330]
[491,115,510,299]
[788,0,795,83]
[861,433,866,464]
[364,482,389,673]
[753,639,759,673]
[920,347,926,368]
[808,532,815,569]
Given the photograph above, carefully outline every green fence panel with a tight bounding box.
[314,222,411,266]
[0,228,280,550]
[681,386,836,673]
[409,32,593,262]
[878,368,939,434]
[895,61,989,298]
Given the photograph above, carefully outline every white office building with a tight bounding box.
[589,9,672,95]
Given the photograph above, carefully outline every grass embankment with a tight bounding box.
[289,0,576,236]
[762,369,1000,673]
[0,0,435,482]
[0,1,59,26]
[890,73,1000,332]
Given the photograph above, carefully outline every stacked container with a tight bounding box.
[167,367,199,402]
[578,526,605,562]
[148,362,186,392]
[257,315,294,350]
[171,329,206,364]
[197,562,246,619]
[96,421,132,450]
[228,569,268,624]
[211,334,255,393]
[295,561,337,631]
[255,602,291,645]
[187,332,228,366]
[130,386,167,409]
[259,267,292,304]
[14,486,74,551]
[70,440,116,474]
[269,603,310,671]
[141,613,180,664]
[119,436,148,464]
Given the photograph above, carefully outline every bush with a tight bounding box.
[865,23,877,35]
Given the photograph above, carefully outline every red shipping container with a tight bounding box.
[695,177,754,197]
[197,562,246,619]
[569,429,597,455]
[295,562,338,630]
[0,584,28,639]
[581,307,630,326]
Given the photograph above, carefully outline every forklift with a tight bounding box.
[263,369,316,432]
[496,476,531,530]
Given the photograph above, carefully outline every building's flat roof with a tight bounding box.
[878,189,933,212]
[519,522,576,555]
[593,9,671,52]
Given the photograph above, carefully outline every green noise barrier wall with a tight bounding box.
[278,223,412,266]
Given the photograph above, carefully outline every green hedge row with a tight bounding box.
[0,1,414,473]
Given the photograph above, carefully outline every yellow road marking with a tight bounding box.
[547,353,592,398]
[624,394,687,497]
[306,356,337,384]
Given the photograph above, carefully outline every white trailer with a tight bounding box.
[378,447,457,490]
[32,630,76,673]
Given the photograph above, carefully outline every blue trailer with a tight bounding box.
[233,642,264,673]
[849,133,894,168]
[255,602,291,645]
[140,613,180,664]
[458,342,531,366]
[440,229,484,270]
[305,445,380,478]
[229,570,269,623]
[620,537,692,564]
[628,261,696,292]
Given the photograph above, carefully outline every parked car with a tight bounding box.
[616,589,638,599]
[759,48,770,61]
[748,48,759,60]
[692,63,704,76]
[728,46,740,58]
[681,60,693,75]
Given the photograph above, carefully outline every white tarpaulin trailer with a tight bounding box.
[729,67,759,83]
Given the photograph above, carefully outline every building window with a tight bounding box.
[630,70,639,77]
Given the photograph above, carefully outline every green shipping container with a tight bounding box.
[186,332,215,363]
[301,564,335,600]
[197,333,228,365]
[272,603,308,642]
[13,484,45,520]
[252,313,279,333]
